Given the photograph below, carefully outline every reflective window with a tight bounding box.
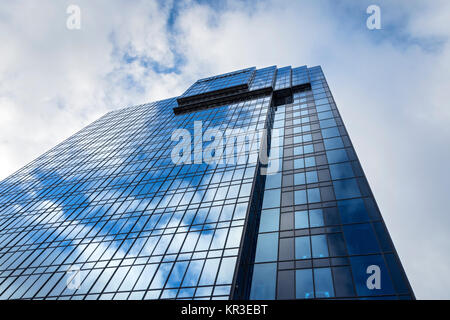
[311,235,329,258]
[296,269,314,299]
[294,190,307,205]
[330,162,354,180]
[254,233,278,262]
[326,149,348,164]
[262,189,281,209]
[306,171,318,183]
[309,209,324,227]
[343,223,380,255]
[338,198,370,223]
[333,178,361,200]
[314,268,334,298]
[294,211,309,229]
[321,127,340,138]
[259,209,280,232]
[250,263,277,299]
[307,188,321,203]
[295,236,311,259]
[324,137,344,150]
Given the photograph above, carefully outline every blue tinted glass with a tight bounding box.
[343,223,380,255]
[259,209,280,232]
[338,199,370,223]
[319,118,337,128]
[306,171,318,183]
[296,269,314,299]
[311,235,328,258]
[304,144,314,154]
[373,222,393,251]
[321,127,340,138]
[307,188,321,203]
[314,268,334,298]
[318,111,333,120]
[294,158,304,169]
[316,104,331,112]
[305,157,316,167]
[295,236,311,259]
[309,209,324,227]
[250,263,277,299]
[195,258,218,285]
[294,173,306,185]
[333,178,361,200]
[329,162,354,180]
[262,189,281,209]
[255,233,278,262]
[324,137,344,150]
[327,233,347,256]
[332,266,355,297]
[385,254,410,294]
[326,149,348,164]
[294,190,307,205]
[181,260,204,287]
[294,146,304,156]
[166,261,189,288]
[294,211,309,229]
[265,172,282,189]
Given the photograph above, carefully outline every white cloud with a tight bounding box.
[0,0,449,299]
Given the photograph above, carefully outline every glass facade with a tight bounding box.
[0,65,414,300]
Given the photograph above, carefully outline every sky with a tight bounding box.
[0,0,449,299]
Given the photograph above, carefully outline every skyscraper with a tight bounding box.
[0,65,414,300]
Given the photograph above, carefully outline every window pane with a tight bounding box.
[306,171,318,183]
[295,236,311,259]
[265,172,282,189]
[333,178,361,200]
[326,149,348,164]
[255,233,278,262]
[309,209,324,227]
[330,162,354,180]
[294,211,309,229]
[311,235,329,258]
[166,261,189,288]
[343,223,380,255]
[262,189,281,209]
[314,268,334,298]
[250,263,276,300]
[294,173,306,185]
[322,127,340,138]
[332,266,355,297]
[307,188,321,203]
[216,257,236,285]
[296,269,314,299]
[294,190,307,205]
[198,259,220,286]
[338,198,370,223]
[324,137,344,150]
[305,157,316,167]
[259,209,280,232]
